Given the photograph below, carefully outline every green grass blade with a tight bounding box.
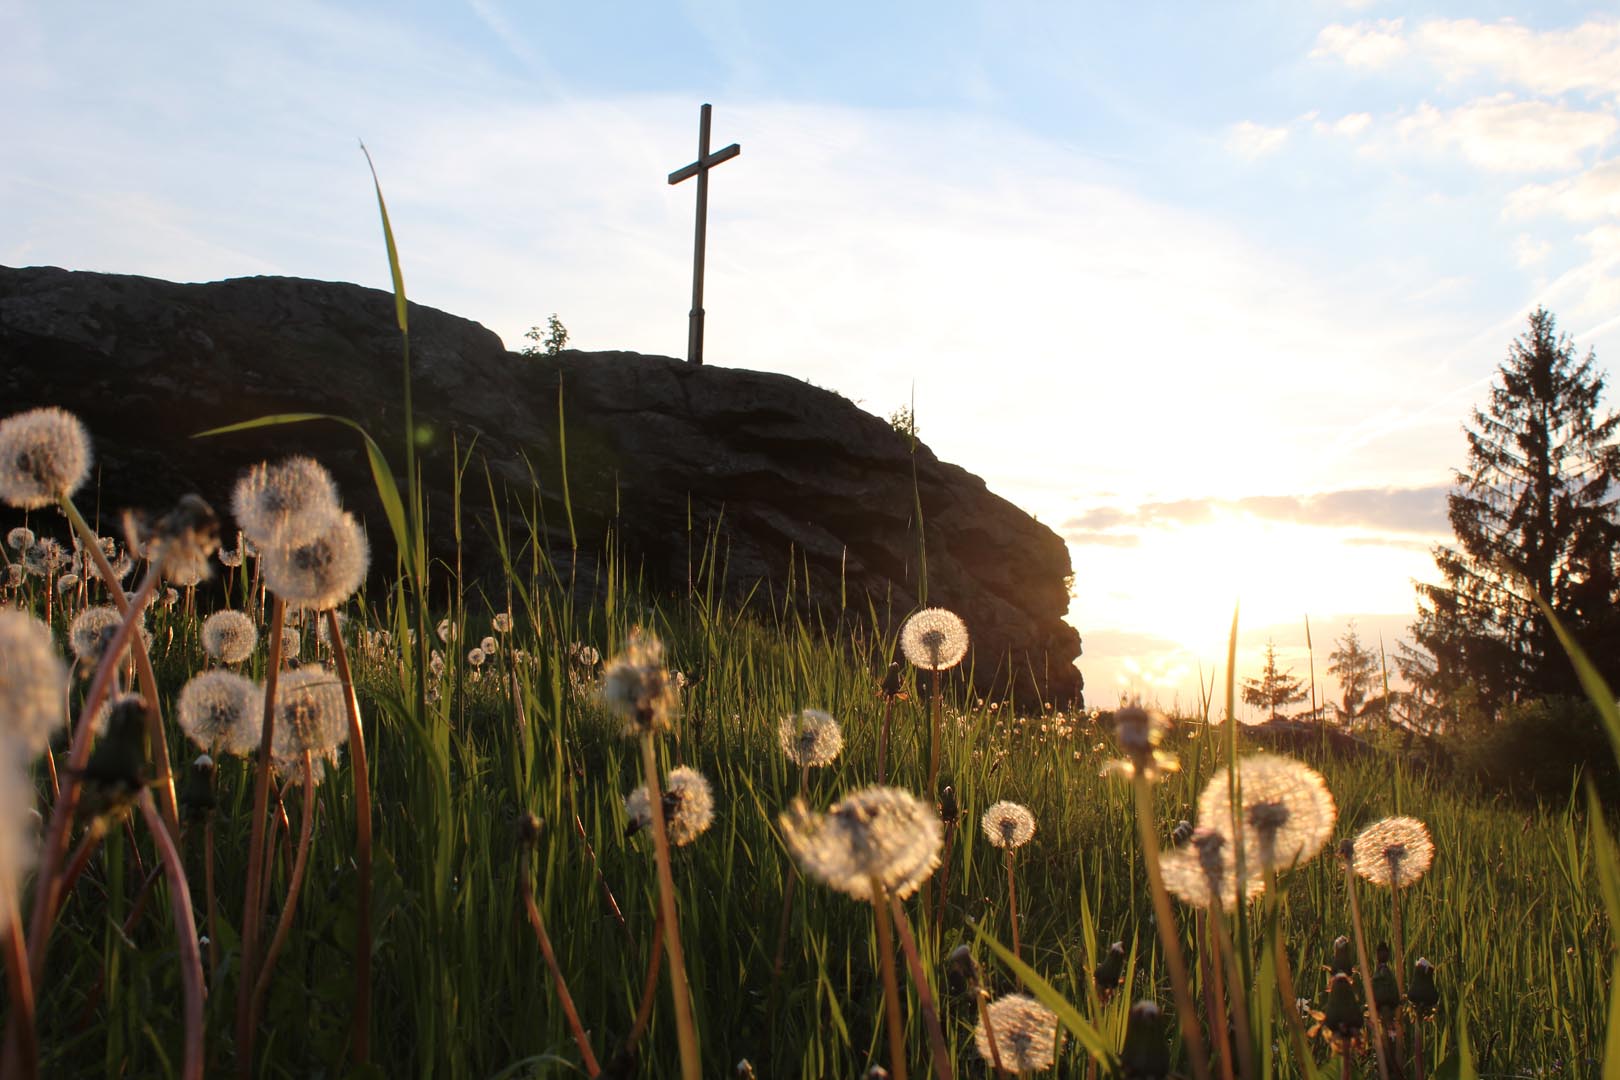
[360,141,409,335]
[971,920,1117,1064]
[1529,593,1620,770]
[194,411,410,570]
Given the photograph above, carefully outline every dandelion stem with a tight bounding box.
[626,906,667,1055]
[1342,855,1392,1080]
[203,820,219,979]
[1389,872,1406,998]
[326,609,373,1065]
[1131,771,1211,1080]
[26,562,161,985]
[1208,901,1254,1080]
[59,495,180,838]
[1265,887,1315,1080]
[250,752,318,1037]
[1199,913,1235,1080]
[51,819,110,922]
[871,882,909,1080]
[877,695,893,785]
[3,902,37,1080]
[638,733,701,1080]
[888,894,953,1080]
[519,829,602,1078]
[1006,850,1021,966]
[138,789,205,1080]
[236,595,285,1078]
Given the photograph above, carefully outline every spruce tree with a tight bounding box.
[1327,620,1380,724]
[1241,639,1307,721]
[1408,307,1620,717]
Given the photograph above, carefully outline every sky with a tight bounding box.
[4,2,1619,714]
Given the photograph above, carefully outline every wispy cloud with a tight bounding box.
[1311,19,1409,68]
[1389,96,1615,173]
[1062,484,1449,542]
[1508,158,1620,222]
[1226,120,1289,160]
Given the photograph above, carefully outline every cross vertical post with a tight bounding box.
[668,103,740,365]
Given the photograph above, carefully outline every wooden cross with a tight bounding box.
[668,103,740,365]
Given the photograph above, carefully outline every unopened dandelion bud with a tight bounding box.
[517,811,542,848]
[1372,960,1399,1021]
[1120,1000,1171,1080]
[1408,957,1440,1018]
[879,660,904,698]
[945,944,980,996]
[0,406,92,509]
[1318,972,1364,1050]
[144,494,220,585]
[1094,940,1128,997]
[180,754,217,823]
[1329,935,1355,977]
[79,694,151,816]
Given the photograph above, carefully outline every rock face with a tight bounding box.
[0,265,1082,703]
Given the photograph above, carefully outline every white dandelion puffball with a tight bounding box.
[778,709,844,769]
[974,993,1062,1072]
[280,626,302,657]
[900,608,969,671]
[491,612,512,633]
[1197,754,1336,876]
[201,610,258,664]
[177,670,261,757]
[467,648,486,668]
[625,766,715,847]
[68,605,149,667]
[263,511,369,611]
[231,456,341,547]
[779,786,942,901]
[1352,816,1435,888]
[599,630,679,736]
[981,800,1036,851]
[1160,828,1265,910]
[6,527,34,551]
[0,407,91,509]
[0,610,67,755]
[257,667,350,772]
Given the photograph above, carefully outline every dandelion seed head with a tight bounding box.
[779,785,942,901]
[5,528,34,551]
[778,709,844,768]
[263,511,368,611]
[1161,828,1265,910]
[479,636,497,655]
[973,993,1061,1072]
[22,539,68,578]
[981,800,1036,851]
[1351,816,1435,887]
[570,642,600,667]
[177,670,260,756]
[56,573,79,594]
[280,627,301,657]
[218,547,243,568]
[201,610,257,664]
[599,629,679,736]
[900,608,969,671]
[0,610,67,755]
[68,605,148,666]
[231,456,340,547]
[625,765,715,847]
[0,407,92,509]
[492,612,512,633]
[259,667,349,773]
[1197,754,1337,876]
[467,648,486,667]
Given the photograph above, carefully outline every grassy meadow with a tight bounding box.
[0,481,1611,1078]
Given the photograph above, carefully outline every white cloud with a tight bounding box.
[1311,19,1408,68]
[1226,120,1289,159]
[1332,112,1373,137]
[1414,17,1620,98]
[1392,96,1615,173]
[1507,158,1620,221]
[1513,233,1551,267]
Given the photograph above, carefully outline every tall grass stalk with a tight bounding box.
[1130,769,1210,1080]
[637,734,702,1080]
[325,607,374,1053]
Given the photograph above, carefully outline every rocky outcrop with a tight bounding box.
[0,265,1082,703]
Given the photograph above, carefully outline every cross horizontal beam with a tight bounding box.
[667,142,741,185]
